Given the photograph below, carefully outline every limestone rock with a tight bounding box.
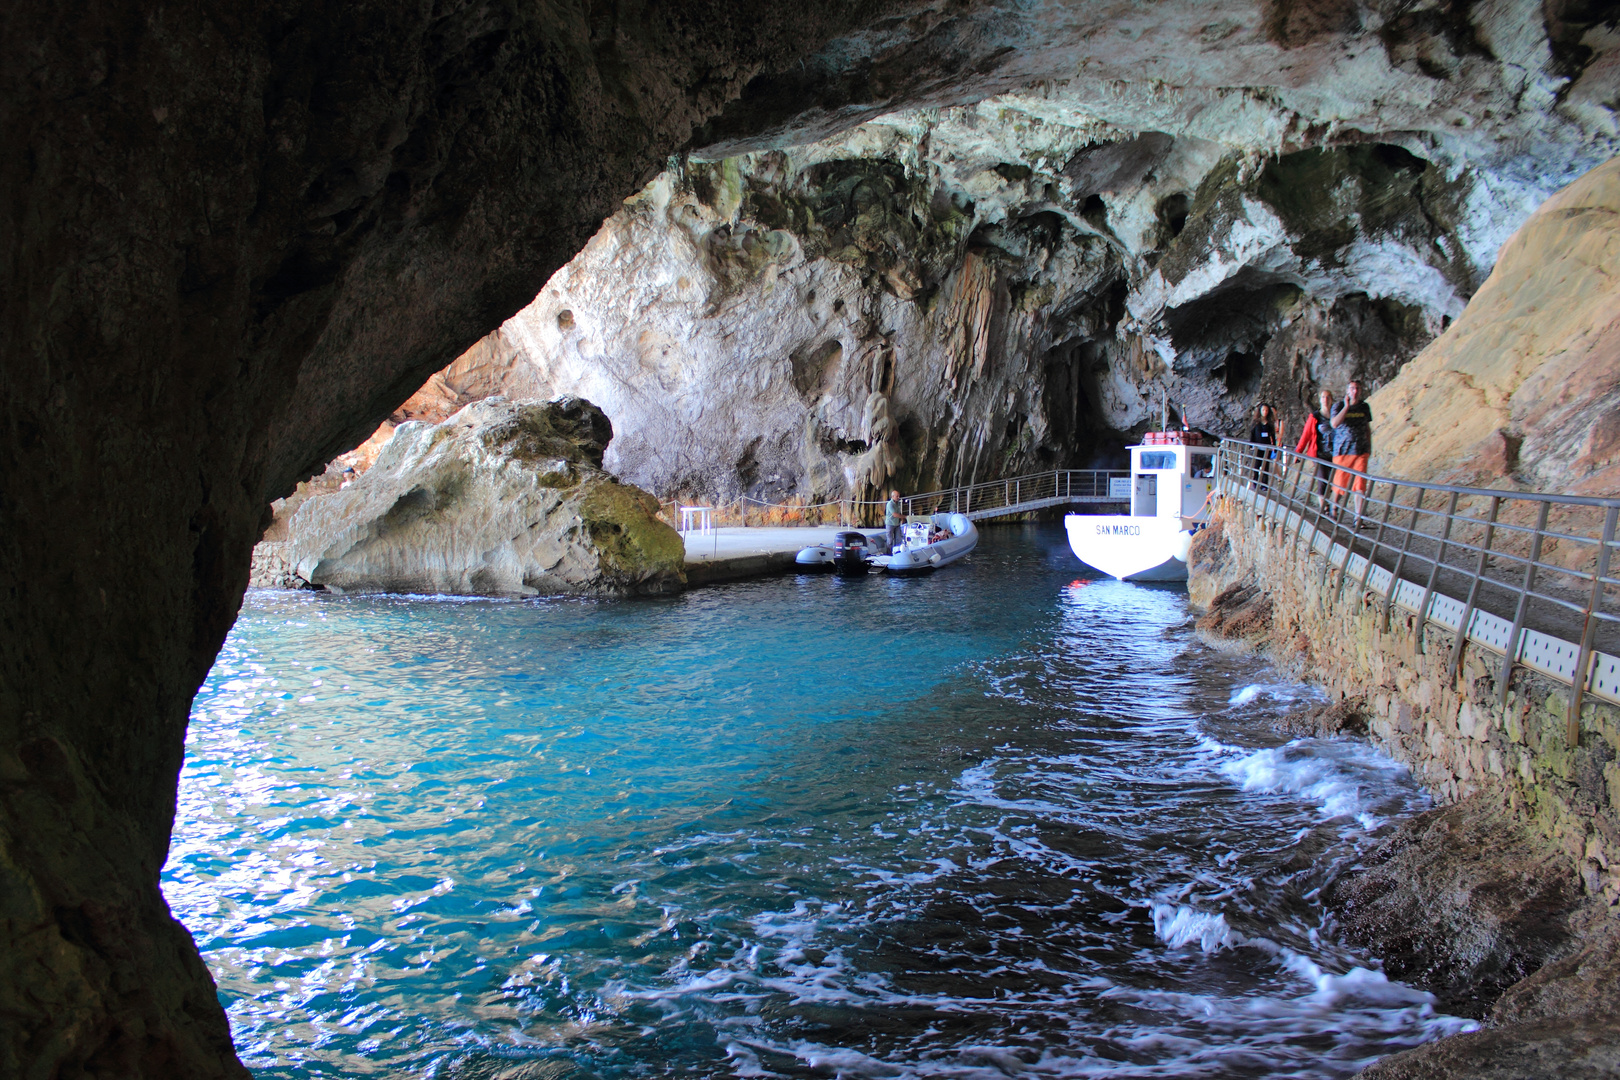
[1373,156,1620,496]
[5,4,911,1072]
[1327,796,1588,1017]
[1362,923,1620,1080]
[1195,579,1276,648]
[1357,1019,1620,1080]
[1274,698,1370,737]
[6,0,1620,1075]
[278,398,684,598]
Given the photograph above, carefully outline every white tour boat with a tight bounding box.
[1065,434,1215,581]
[873,513,978,575]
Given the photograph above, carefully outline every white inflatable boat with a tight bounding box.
[874,513,978,575]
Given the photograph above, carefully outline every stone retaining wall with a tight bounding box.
[1190,499,1620,910]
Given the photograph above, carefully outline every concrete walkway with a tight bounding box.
[681,525,856,586]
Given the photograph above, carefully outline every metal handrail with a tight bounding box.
[1215,438,1620,733]
[900,468,1129,520]
[660,467,1131,529]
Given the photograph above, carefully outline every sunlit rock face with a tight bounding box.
[421,0,1619,505]
[1374,156,1620,496]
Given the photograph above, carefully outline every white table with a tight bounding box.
[678,505,714,535]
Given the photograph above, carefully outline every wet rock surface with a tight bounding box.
[261,398,683,598]
[1357,917,1620,1079]
[1329,796,1589,1018]
[1274,698,1370,738]
[1195,578,1276,648]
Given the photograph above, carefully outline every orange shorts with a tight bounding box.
[1333,453,1370,494]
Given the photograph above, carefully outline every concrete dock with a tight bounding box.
[681,525,853,586]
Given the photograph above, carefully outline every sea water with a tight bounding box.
[164,525,1475,1078]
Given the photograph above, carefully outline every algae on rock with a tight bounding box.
[262,398,684,598]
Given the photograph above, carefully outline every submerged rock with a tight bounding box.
[1358,918,1620,1079]
[1273,698,1369,738]
[262,398,684,597]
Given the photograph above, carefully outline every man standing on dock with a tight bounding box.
[885,490,904,553]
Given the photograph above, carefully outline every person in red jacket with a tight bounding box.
[1295,389,1335,509]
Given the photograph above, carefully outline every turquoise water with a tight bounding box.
[165,525,1473,1078]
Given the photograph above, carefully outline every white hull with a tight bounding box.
[1065,514,1193,581]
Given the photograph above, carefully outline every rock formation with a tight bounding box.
[1373,156,1620,496]
[343,0,1620,511]
[4,0,1619,1076]
[258,398,684,597]
[0,5,920,1076]
[1329,797,1591,1018]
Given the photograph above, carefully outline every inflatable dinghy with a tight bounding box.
[874,513,977,575]
[795,531,887,574]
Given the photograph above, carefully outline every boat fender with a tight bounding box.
[929,551,942,565]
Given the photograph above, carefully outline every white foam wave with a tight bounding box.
[1221,744,1386,825]
[1152,904,1244,953]
[1228,681,1328,708]
[1282,953,1439,1008]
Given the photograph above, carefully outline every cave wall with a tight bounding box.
[4,0,1619,1077]
[0,3,910,1075]
[422,108,1566,507]
[1373,154,1620,497]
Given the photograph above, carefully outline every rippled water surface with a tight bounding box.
[167,525,1473,1078]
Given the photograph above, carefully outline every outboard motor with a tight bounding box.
[832,531,872,575]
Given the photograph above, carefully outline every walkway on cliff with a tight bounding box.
[1220,440,1620,719]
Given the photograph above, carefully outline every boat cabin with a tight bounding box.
[1128,438,1216,521]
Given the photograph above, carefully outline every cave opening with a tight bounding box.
[10,3,1613,1077]
[1158,192,1190,238]
[1217,347,1266,395]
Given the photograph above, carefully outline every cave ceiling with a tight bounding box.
[408,0,1618,504]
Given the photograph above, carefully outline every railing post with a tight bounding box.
[1568,505,1619,747]
[1499,500,1551,709]
[1416,490,1461,652]
[1447,496,1501,682]
[1288,453,1317,570]
[1331,506,1359,610]
[1262,455,1288,533]
[1285,451,1308,531]
[1382,488,1424,633]
[1317,484,1346,598]
[1357,479,1398,600]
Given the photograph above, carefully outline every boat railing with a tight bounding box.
[1216,437,1620,735]
[902,469,1130,520]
